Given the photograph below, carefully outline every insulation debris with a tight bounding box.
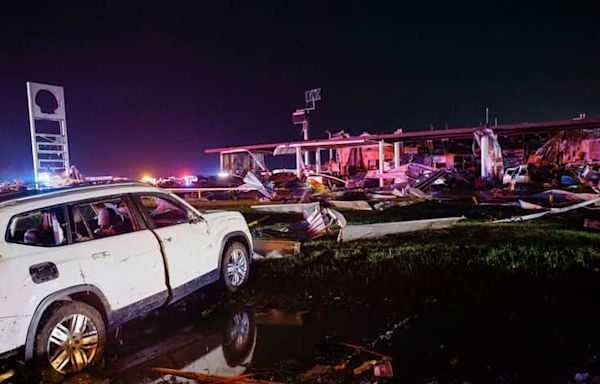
[338,216,465,242]
[251,202,319,213]
[494,196,600,223]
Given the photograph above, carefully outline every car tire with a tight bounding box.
[35,301,106,376]
[221,241,250,293]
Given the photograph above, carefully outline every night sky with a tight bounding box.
[1,1,599,180]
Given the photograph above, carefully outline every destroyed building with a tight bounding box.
[206,117,600,187]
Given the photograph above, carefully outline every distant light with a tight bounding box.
[141,175,156,184]
[181,175,197,186]
[37,172,50,182]
[218,172,229,178]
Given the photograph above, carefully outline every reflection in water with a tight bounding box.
[6,296,600,383]
[107,309,256,383]
[65,307,257,384]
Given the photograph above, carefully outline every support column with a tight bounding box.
[303,120,310,166]
[315,148,321,174]
[379,140,385,187]
[393,142,401,169]
[296,147,303,178]
[480,135,490,178]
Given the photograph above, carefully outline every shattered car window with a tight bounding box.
[138,195,190,228]
[7,207,67,247]
[71,198,135,242]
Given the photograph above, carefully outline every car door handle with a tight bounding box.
[91,251,110,259]
[163,237,173,242]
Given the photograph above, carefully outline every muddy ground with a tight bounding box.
[4,201,600,383]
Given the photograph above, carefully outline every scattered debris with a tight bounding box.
[532,189,599,202]
[305,207,346,240]
[372,198,423,211]
[474,128,504,180]
[153,368,283,384]
[241,172,274,199]
[251,202,319,214]
[336,342,392,361]
[261,206,346,241]
[584,218,600,230]
[252,239,301,259]
[0,370,15,383]
[353,359,379,376]
[300,364,333,381]
[373,360,394,378]
[338,216,465,242]
[518,200,545,210]
[247,216,270,227]
[328,200,373,211]
[494,196,600,223]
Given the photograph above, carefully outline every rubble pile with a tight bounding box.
[190,129,600,258]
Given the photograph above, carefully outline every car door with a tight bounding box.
[69,195,168,317]
[2,205,85,315]
[133,193,216,301]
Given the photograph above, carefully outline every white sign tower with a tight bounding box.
[26,82,70,183]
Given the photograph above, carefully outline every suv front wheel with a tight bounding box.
[221,241,250,293]
[35,301,106,375]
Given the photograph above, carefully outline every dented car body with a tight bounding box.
[0,182,252,374]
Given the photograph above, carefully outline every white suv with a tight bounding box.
[0,182,252,375]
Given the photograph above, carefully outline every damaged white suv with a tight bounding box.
[0,182,252,375]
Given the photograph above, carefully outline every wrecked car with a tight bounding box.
[0,182,253,375]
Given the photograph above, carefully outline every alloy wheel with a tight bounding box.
[226,248,248,287]
[46,313,99,374]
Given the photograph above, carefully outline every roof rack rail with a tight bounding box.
[0,180,153,207]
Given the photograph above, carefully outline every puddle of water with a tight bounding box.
[5,291,600,383]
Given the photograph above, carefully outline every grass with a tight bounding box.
[250,220,600,299]
[186,197,600,300]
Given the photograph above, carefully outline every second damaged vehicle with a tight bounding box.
[0,182,252,376]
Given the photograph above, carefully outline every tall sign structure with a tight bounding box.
[292,88,321,166]
[26,82,70,183]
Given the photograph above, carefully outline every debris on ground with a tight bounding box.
[494,196,600,223]
[260,205,346,241]
[328,200,373,211]
[252,239,301,260]
[247,216,271,228]
[373,360,394,378]
[251,202,319,214]
[153,368,284,384]
[338,216,465,242]
[300,364,334,381]
[584,218,600,230]
[0,370,15,383]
